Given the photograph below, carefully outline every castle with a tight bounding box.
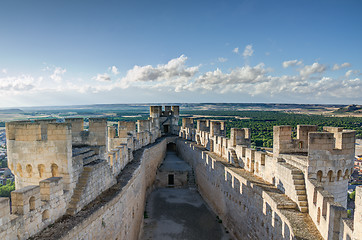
[0,106,361,240]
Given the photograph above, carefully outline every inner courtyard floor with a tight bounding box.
[141,188,230,240]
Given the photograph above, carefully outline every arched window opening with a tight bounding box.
[327,170,333,182]
[317,170,323,182]
[16,163,23,177]
[38,164,45,178]
[42,210,50,221]
[344,169,349,180]
[337,170,342,181]
[51,164,59,177]
[29,196,35,211]
[299,141,303,149]
[26,164,32,177]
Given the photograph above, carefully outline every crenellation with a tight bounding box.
[182,117,194,128]
[108,125,117,138]
[118,121,136,137]
[210,120,225,137]
[150,106,162,118]
[230,128,251,147]
[39,177,63,201]
[180,119,358,240]
[196,119,209,132]
[11,185,41,215]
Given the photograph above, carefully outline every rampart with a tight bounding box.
[1,105,179,240]
[179,119,361,240]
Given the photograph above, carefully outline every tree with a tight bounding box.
[0,180,15,198]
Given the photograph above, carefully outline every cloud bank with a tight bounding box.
[1,55,361,105]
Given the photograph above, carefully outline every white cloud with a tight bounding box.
[183,63,269,93]
[332,62,351,71]
[243,44,254,57]
[218,57,227,63]
[345,69,359,78]
[233,47,239,54]
[0,75,35,93]
[282,59,303,68]
[299,62,327,77]
[120,55,198,87]
[93,73,111,82]
[50,67,66,83]
[109,66,119,75]
[1,69,7,74]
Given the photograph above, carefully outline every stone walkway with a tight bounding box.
[141,188,230,240]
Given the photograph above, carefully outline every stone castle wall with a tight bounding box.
[176,139,322,240]
[60,138,168,240]
[179,120,361,240]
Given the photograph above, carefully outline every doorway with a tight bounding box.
[164,125,169,133]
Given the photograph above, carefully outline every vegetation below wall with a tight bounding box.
[182,110,362,148]
[0,180,15,197]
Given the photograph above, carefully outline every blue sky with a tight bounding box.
[0,0,361,107]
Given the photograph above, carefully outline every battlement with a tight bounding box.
[6,121,71,142]
[230,128,250,147]
[0,176,66,239]
[179,121,359,239]
[209,120,225,137]
[150,106,162,118]
[182,117,194,128]
[118,121,136,137]
[304,178,359,240]
[64,118,84,133]
[150,105,179,118]
[171,106,179,116]
[273,125,318,155]
[196,119,209,132]
[6,118,110,191]
[137,119,150,132]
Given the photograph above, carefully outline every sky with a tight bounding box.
[0,0,361,107]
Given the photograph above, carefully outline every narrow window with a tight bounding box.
[344,169,349,180]
[26,164,33,178]
[29,196,36,211]
[16,163,23,177]
[337,170,342,181]
[327,170,333,182]
[42,210,50,221]
[168,174,174,185]
[317,207,321,225]
[51,164,59,177]
[38,164,45,178]
[313,188,317,205]
[317,170,323,182]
